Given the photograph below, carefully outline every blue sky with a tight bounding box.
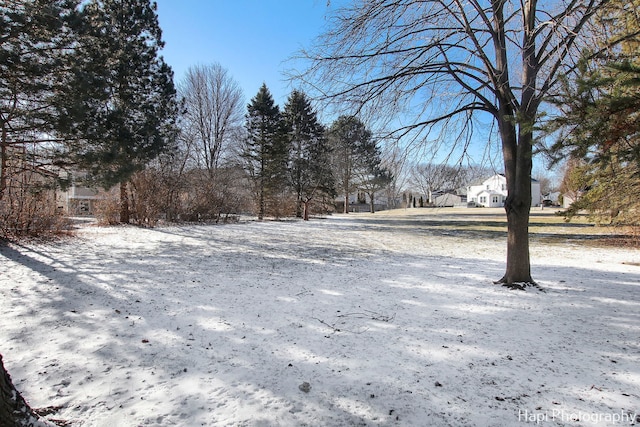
[154,0,339,105]
[152,1,553,178]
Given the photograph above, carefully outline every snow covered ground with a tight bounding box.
[1,209,639,426]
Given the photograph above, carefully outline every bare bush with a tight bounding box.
[264,191,297,220]
[173,166,249,223]
[93,188,120,226]
[0,176,71,239]
[129,170,165,227]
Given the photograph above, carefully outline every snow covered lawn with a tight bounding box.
[1,210,639,426]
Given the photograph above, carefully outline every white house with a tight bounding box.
[56,183,103,216]
[434,191,466,207]
[466,174,541,208]
[336,190,391,212]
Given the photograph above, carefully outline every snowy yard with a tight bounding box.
[1,209,639,426]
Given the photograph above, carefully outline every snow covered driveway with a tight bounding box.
[1,212,639,426]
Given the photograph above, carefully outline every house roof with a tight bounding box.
[477,189,504,196]
[468,173,504,186]
[469,173,539,186]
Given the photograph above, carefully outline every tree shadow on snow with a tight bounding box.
[0,222,639,426]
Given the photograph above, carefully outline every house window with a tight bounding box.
[479,196,487,204]
[501,184,505,191]
[492,196,499,203]
[486,185,490,190]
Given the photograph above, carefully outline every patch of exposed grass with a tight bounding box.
[350,208,637,248]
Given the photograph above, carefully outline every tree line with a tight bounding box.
[2,0,638,273]
[1,0,179,236]
[0,0,392,238]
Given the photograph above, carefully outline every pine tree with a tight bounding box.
[58,0,179,223]
[242,84,287,220]
[327,116,373,214]
[0,0,78,201]
[352,135,392,213]
[283,90,334,220]
[550,60,640,226]
[547,2,640,227]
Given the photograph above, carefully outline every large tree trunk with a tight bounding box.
[497,120,535,287]
[0,354,49,427]
[495,107,536,286]
[492,0,536,288]
[501,195,533,287]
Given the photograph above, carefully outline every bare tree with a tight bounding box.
[179,63,244,175]
[296,0,610,286]
[178,63,245,220]
[410,163,464,204]
[327,115,373,213]
[381,144,408,209]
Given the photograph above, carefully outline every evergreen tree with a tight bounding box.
[353,136,392,213]
[242,84,287,220]
[283,90,334,220]
[327,116,372,214]
[549,60,640,226]
[0,0,78,200]
[547,2,640,227]
[58,0,179,223]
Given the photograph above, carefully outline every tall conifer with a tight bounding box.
[0,0,78,200]
[547,2,640,226]
[283,90,334,219]
[243,84,286,220]
[58,0,179,223]
[327,116,372,214]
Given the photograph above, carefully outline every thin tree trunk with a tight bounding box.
[369,192,375,213]
[303,200,310,221]
[0,354,48,427]
[343,190,349,214]
[0,125,7,202]
[119,181,130,224]
[258,178,264,221]
[296,198,303,218]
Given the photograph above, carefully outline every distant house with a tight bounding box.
[434,191,466,207]
[56,178,104,216]
[336,190,392,213]
[542,191,561,207]
[466,174,541,208]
